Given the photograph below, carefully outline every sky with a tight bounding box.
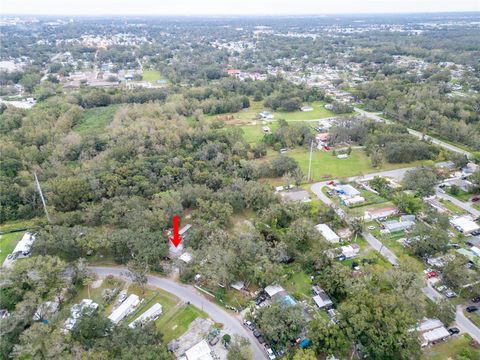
[1,0,480,16]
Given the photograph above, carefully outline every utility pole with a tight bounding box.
[307,139,314,182]
[34,172,51,222]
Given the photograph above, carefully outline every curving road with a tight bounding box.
[89,266,267,360]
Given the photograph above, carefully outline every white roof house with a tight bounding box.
[129,303,162,328]
[108,294,140,325]
[312,286,333,309]
[336,184,360,197]
[417,318,450,347]
[315,224,341,244]
[340,244,360,259]
[184,339,213,360]
[382,219,415,233]
[264,284,285,298]
[364,206,397,221]
[450,216,480,235]
[342,195,365,206]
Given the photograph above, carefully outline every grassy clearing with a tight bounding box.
[74,104,123,135]
[466,311,480,328]
[274,101,337,121]
[423,334,480,359]
[142,70,164,83]
[0,231,25,264]
[272,148,426,181]
[282,265,312,301]
[156,304,207,342]
[0,219,37,233]
[439,199,467,215]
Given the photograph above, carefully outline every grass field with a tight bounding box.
[276,148,426,181]
[0,231,25,264]
[423,334,480,359]
[282,266,312,302]
[208,100,340,126]
[274,101,338,120]
[142,70,164,83]
[74,104,123,135]
[156,304,207,342]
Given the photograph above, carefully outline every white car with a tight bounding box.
[266,348,276,360]
[367,225,376,230]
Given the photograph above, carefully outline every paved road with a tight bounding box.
[355,107,473,159]
[435,187,480,218]
[456,305,480,342]
[89,266,267,360]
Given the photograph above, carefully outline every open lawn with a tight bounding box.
[142,70,164,83]
[156,304,208,342]
[74,104,123,135]
[0,231,25,264]
[207,100,340,127]
[282,265,312,301]
[274,101,338,121]
[275,148,426,181]
[423,334,480,359]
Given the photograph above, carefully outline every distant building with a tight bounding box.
[64,299,99,331]
[259,111,274,120]
[335,184,360,197]
[301,105,313,112]
[315,224,341,244]
[381,219,415,233]
[342,195,365,206]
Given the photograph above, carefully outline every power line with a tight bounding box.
[34,172,51,222]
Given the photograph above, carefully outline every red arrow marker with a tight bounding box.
[169,215,183,248]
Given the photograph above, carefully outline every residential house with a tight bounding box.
[64,299,99,331]
[417,318,450,347]
[364,206,397,221]
[381,219,415,233]
[451,216,480,235]
[315,224,341,244]
[108,294,140,325]
[259,111,274,120]
[184,339,214,360]
[340,243,360,259]
[129,303,162,329]
[312,286,333,309]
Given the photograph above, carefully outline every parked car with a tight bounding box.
[367,225,376,230]
[448,327,460,335]
[243,320,253,329]
[266,348,276,360]
[466,306,478,313]
[426,271,437,279]
[445,290,457,298]
[471,197,480,202]
[323,145,331,151]
[326,180,335,185]
[437,285,447,292]
[472,296,480,303]
[257,336,266,344]
[280,148,287,154]
[253,329,261,338]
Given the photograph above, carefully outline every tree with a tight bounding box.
[293,349,317,360]
[71,308,112,348]
[403,167,438,196]
[127,260,149,295]
[408,223,449,258]
[308,316,350,358]
[256,302,306,348]
[227,336,252,360]
[427,299,455,326]
[392,192,423,215]
[338,290,421,360]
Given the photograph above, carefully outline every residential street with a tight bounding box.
[89,266,268,360]
[436,187,480,218]
[310,175,480,342]
[354,107,473,159]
